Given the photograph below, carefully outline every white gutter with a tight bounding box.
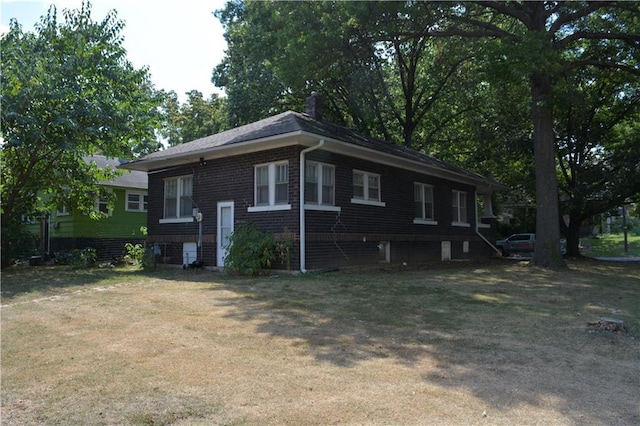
[299,139,325,273]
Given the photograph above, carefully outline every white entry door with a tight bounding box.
[217,201,234,267]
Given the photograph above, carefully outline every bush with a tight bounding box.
[1,224,38,268]
[124,242,145,264]
[69,248,97,268]
[224,223,281,275]
[124,242,154,270]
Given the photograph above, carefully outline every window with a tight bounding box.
[305,161,335,206]
[351,170,385,207]
[256,165,270,206]
[97,197,110,215]
[126,191,148,212]
[162,175,193,222]
[248,162,291,212]
[22,214,36,224]
[452,190,469,226]
[56,205,69,216]
[414,183,436,224]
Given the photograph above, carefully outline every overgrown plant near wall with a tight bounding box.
[124,243,147,266]
[225,223,291,275]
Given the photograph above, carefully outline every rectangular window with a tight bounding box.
[305,163,318,204]
[322,165,334,205]
[163,175,193,220]
[249,162,290,212]
[305,161,335,206]
[180,176,193,217]
[353,172,365,199]
[414,183,435,223]
[56,205,69,216]
[275,163,288,204]
[126,191,148,212]
[452,190,468,225]
[256,165,270,206]
[97,198,110,215]
[351,170,383,206]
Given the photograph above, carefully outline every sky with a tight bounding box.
[1,0,228,102]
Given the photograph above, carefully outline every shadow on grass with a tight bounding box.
[0,264,147,301]
[4,260,639,424]
[201,259,640,424]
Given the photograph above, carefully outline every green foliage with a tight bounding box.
[0,2,163,230]
[584,234,640,257]
[69,248,97,268]
[123,242,155,270]
[0,224,38,268]
[160,90,229,146]
[224,223,291,276]
[124,243,146,265]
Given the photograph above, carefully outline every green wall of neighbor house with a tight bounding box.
[49,187,147,239]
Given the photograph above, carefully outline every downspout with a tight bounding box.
[299,139,325,273]
[475,190,502,256]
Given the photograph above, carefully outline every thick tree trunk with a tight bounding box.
[563,216,583,257]
[531,74,565,268]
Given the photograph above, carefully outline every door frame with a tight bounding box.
[217,201,234,267]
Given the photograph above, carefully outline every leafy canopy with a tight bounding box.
[0,2,163,230]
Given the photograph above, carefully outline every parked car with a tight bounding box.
[496,233,536,256]
[496,233,567,257]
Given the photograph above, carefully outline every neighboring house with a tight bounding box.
[121,94,505,271]
[30,155,148,261]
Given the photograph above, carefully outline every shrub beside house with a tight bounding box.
[121,94,505,271]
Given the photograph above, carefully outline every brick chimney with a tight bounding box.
[305,92,322,121]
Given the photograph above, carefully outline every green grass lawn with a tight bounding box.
[1,260,639,425]
[582,233,640,257]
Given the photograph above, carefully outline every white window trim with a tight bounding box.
[452,190,469,226]
[159,217,195,224]
[304,204,342,212]
[452,221,471,228]
[22,215,37,224]
[162,175,193,222]
[96,195,113,217]
[351,170,384,206]
[413,218,438,225]
[305,161,336,207]
[126,190,148,212]
[250,161,291,212]
[56,205,70,216]
[248,204,292,213]
[351,198,386,207]
[414,182,435,222]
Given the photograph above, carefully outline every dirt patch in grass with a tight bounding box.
[2,259,639,425]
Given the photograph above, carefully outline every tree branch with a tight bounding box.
[548,2,612,36]
[476,1,532,26]
[562,60,640,75]
[556,30,640,50]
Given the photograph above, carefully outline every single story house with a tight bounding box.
[30,155,148,261]
[121,94,504,271]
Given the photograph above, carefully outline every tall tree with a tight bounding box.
[555,65,640,256]
[0,3,163,264]
[213,1,481,147]
[431,1,640,267]
[160,90,228,146]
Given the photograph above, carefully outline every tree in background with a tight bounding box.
[555,65,640,256]
[436,2,640,266]
[213,1,482,149]
[160,90,228,146]
[0,3,163,266]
